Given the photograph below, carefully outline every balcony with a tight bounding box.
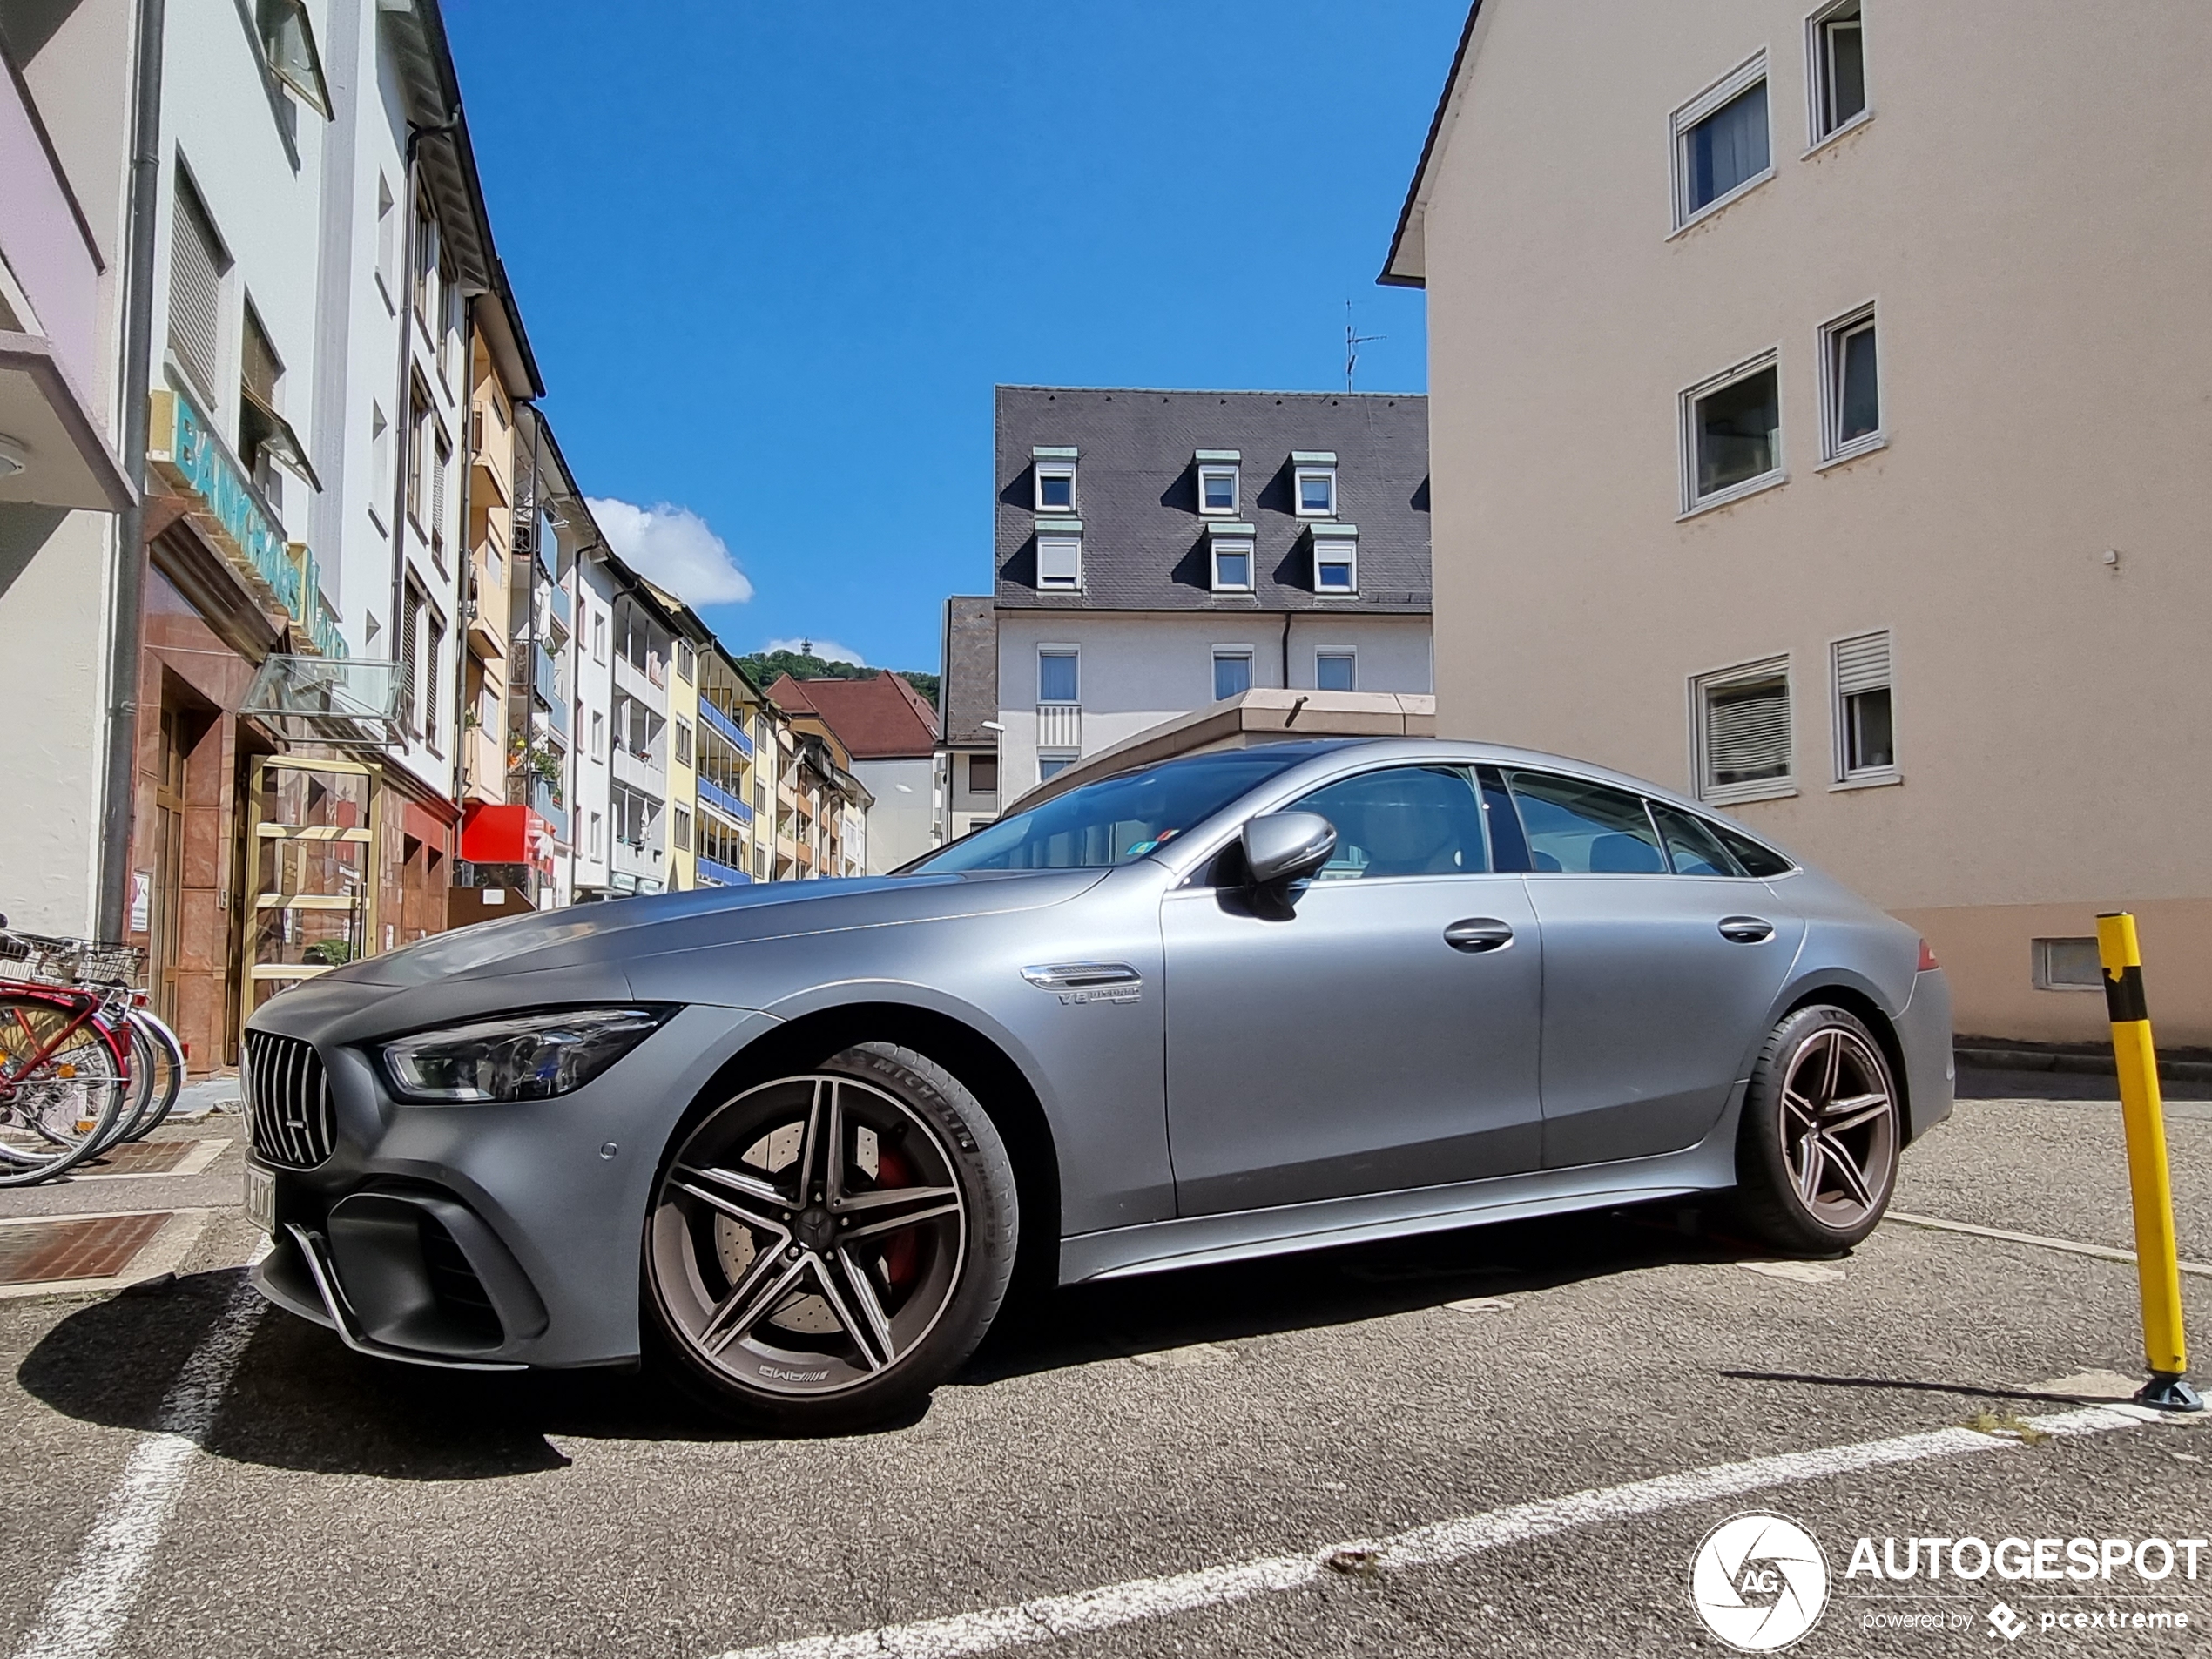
[697,855,750,887]
[546,580,571,631]
[529,774,569,843]
[698,774,752,825]
[1037,702,1082,750]
[535,693,568,741]
[533,640,559,705]
[462,725,504,800]
[699,698,753,757]
[0,58,132,514]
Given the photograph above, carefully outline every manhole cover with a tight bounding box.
[0,1214,170,1285]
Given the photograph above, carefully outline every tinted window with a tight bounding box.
[1650,803,1746,877]
[1290,765,1490,880]
[1507,772,1666,874]
[910,750,1306,873]
[1710,820,1794,877]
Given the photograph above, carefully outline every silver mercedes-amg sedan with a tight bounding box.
[242,737,1952,1431]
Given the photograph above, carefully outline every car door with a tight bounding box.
[1497,768,1804,1170]
[1162,762,1544,1216]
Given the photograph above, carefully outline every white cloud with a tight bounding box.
[587,498,754,606]
[765,637,867,666]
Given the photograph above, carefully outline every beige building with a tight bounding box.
[1384,0,2212,1047]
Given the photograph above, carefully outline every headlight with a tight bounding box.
[380,1007,670,1103]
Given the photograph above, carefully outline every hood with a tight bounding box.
[323,870,1111,990]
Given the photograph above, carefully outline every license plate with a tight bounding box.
[244,1163,277,1238]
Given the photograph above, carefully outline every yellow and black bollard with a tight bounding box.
[2096,912,2202,1412]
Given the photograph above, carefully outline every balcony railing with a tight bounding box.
[697,855,750,887]
[699,775,752,824]
[1036,702,1082,750]
[699,698,753,757]
[533,641,559,705]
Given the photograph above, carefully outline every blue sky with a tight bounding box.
[442,1,1463,672]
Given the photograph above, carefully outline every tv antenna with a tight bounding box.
[1345,299,1386,392]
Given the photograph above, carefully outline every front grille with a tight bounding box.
[242,1031,334,1169]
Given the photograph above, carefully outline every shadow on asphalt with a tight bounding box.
[14,1204,1787,1477]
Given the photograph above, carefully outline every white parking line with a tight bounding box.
[10,1278,266,1659]
[1887,1210,2212,1278]
[711,1404,2155,1659]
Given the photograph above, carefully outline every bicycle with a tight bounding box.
[2,922,186,1154]
[0,921,133,1185]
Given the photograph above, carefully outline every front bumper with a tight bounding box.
[246,995,771,1370]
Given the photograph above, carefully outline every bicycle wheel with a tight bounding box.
[0,995,126,1185]
[118,1010,185,1141]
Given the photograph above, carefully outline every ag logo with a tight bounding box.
[1688,1513,1830,1651]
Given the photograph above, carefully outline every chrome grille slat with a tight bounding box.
[243,1032,334,1170]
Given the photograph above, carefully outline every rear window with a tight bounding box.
[1506,772,1667,874]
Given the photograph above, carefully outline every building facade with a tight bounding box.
[766,671,941,873]
[1384,0,2212,1046]
[985,385,1433,806]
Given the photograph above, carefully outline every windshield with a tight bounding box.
[910,749,1312,873]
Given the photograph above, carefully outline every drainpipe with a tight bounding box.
[1280,610,1292,691]
[95,0,166,942]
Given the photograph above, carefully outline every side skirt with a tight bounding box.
[1058,1122,1741,1285]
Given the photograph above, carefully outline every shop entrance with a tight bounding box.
[243,755,378,1036]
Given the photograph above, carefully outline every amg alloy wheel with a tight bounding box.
[1734,1005,1900,1253]
[644,1042,1016,1432]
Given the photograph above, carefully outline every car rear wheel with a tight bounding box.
[644,1042,1017,1433]
[1733,1005,1900,1254]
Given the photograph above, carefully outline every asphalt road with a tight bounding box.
[2,1080,2208,1658]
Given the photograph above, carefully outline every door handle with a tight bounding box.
[1444,918,1515,953]
[1718,915,1776,944]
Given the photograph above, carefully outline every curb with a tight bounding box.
[1956,1046,2212,1085]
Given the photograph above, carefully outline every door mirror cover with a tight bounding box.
[1242,812,1337,887]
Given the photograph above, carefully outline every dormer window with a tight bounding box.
[1033,445,1077,511]
[1208,527,1255,592]
[1293,451,1338,517]
[1312,523,1358,594]
[1196,450,1240,516]
[1035,517,1083,590]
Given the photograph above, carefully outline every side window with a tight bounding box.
[1650,803,1747,876]
[1710,820,1795,877]
[1507,772,1667,874]
[1288,765,1491,880]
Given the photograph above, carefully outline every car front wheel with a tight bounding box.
[1733,1005,1900,1254]
[644,1042,1017,1433]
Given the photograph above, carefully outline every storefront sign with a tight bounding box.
[148,383,347,658]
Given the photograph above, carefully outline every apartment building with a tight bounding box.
[664,598,772,887]
[1384,0,2212,1045]
[767,672,941,872]
[0,3,139,940]
[938,596,999,840]
[770,709,870,881]
[979,386,1433,805]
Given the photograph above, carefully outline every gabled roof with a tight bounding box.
[766,672,940,760]
[1378,2,1486,289]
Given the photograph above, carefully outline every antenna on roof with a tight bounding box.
[1345,298,1386,393]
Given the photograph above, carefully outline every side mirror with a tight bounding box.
[1241,812,1336,888]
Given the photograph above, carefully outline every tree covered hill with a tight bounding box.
[737,648,938,708]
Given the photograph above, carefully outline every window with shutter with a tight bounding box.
[1692,658,1792,802]
[432,428,451,557]
[399,585,423,737]
[1036,536,1082,590]
[1832,631,1896,780]
[169,175,228,401]
[423,615,446,752]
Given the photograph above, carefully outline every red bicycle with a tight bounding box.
[0,920,132,1185]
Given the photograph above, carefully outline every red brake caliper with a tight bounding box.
[873,1144,921,1292]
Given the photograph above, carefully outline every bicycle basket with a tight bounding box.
[0,932,145,988]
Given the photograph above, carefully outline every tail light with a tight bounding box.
[1917,938,1939,972]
